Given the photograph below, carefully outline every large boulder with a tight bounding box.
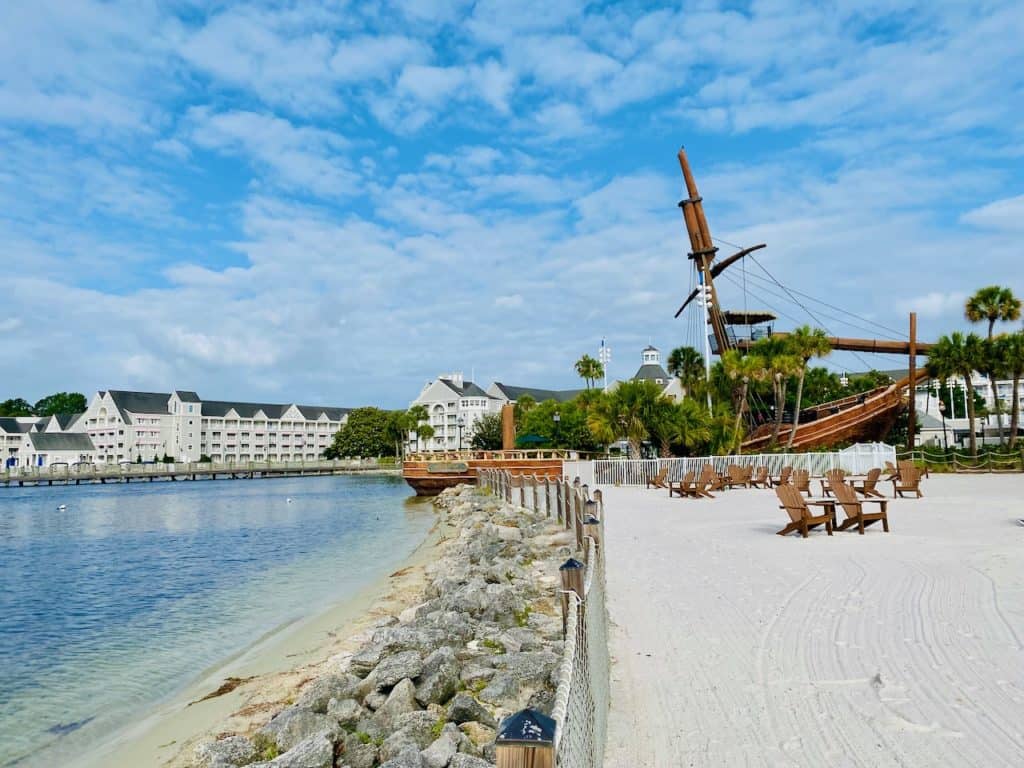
[373,678,421,730]
[450,755,494,768]
[350,644,387,677]
[296,673,359,713]
[478,673,519,707]
[379,711,441,762]
[374,626,448,656]
[327,697,365,729]
[379,744,425,768]
[249,732,334,768]
[257,708,338,752]
[492,651,559,687]
[193,735,256,767]
[415,647,460,706]
[340,732,378,768]
[420,731,458,768]
[457,722,496,749]
[446,693,496,728]
[371,650,423,690]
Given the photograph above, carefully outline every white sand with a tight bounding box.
[601,474,1024,767]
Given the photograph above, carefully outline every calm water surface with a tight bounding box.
[0,474,430,766]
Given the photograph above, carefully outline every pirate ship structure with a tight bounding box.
[673,148,932,451]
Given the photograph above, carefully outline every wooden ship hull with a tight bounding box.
[402,450,565,496]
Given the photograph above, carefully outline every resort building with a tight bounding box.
[486,383,585,404]
[407,373,501,452]
[606,345,686,401]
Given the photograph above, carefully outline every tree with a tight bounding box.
[928,332,985,455]
[573,354,604,390]
[416,423,436,450]
[513,394,536,425]
[0,398,34,416]
[999,332,1024,449]
[671,398,713,456]
[751,336,801,447]
[324,407,398,458]
[586,380,661,456]
[406,405,428,451]
[721,350,766,454]
[385,411,410,458]
[667,346,705,395]
[33,392,88,416]
[518,399,602,452]
[784,326,832,449]
[966,286,1021,441]
[469,412,503,450]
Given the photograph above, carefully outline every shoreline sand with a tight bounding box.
[70,505,447,768]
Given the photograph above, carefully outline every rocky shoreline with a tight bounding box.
[191,484,573,768]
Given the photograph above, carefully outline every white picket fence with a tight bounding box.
[564,442,896,487]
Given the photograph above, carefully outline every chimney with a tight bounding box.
[451,371,464,388]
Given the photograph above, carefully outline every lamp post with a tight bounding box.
[553,411,561,448]
[938,399,949,453]
[457,415,465,452]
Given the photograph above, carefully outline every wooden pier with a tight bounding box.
[1,459,397,487]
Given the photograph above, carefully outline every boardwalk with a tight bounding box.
[600,476,1024,767]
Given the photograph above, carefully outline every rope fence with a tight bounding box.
[479,469,608,768]
[898,448,1024,473]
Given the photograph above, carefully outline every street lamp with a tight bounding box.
[938,399,949,452]
[553,411,561,448]
[457,416,465,452]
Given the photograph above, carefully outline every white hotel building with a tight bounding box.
[2,390,351,467]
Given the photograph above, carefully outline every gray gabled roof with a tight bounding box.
[29,432,96,451]
[52,412,84,430]
[296,405,351,421]
[0,417,35,434]
[634,364,670,381]
[175,390,201,403]
[107,391,172,424]
[201,400,289,419]
[491,383,585,404]
[439,379,493,398]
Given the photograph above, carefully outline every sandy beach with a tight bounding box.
[601,474,1024,767]
[71,515,446,768]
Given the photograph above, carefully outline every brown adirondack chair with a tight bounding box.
[698,464,723,497]
[668,471,700,498]
[851,467,884,498]
[892,465,923,498]
[646,466,669,489]
[819,469,846,497]
[834,481,890,533]
[792,469,811,497]
[775,484,834,538]
[770,466,793,488]
[741,465,753,484]
[750,466,770,488]
[883,460,899,481]
[723,464,749,489]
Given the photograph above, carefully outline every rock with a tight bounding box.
[350,644,386,677]
[373,678,421,730]
[457,722,496,748]
[478,673,519,706]
[446,693,496,728]
[364,691,387,710]
[371,650,423,690]
[450,755,494,768]
[374,626,448,655]
[526,688,556,716]
[341,733,378,768]
[193,735,256,767]
[420,731,457,768]
[415,647,460,706]
[379,744,425,768]
[379,711,441,762]
[327,697,364,728]
[481,585,526,626]
[492,652,559,686]
[496,526,521,542]
[295,673,358,713]
[258,708,338,752]
[458,664,495,687]
[250,732,334,768]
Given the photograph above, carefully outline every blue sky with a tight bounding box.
[2,0,1023,408]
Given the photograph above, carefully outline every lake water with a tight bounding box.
[0,474,431,767]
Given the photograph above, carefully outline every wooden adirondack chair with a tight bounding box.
[770,466,793,488]
[834,481,890,533]
[723,464,749,489]
[851,467,884,498]
[883,460,899,481]
[775,484,834,538]
[791,469,812,497]
[698,464,723,497]
[668,470,700,498]
[646,466,669,489]
[819,469,846,497]
[892,465,923,498]
[750,466,770,488]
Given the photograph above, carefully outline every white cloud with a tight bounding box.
[495,294,524,308]
[901,292,969,319]
[961,195,1024,232]
[330,35,429,82]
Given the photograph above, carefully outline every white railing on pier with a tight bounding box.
[478,469,608,768]
[564,442,896,487]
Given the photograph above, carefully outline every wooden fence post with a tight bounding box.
[583,501,602,559]
[495,709,555,768]
[543,476,551,518]
[592,488,603,520]
[532,474,539,511]
[559,557,585,637]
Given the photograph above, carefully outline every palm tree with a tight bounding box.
[1000,332,1024,449]
[785,326,832,449]
[674,398,713,455]
[406,405,428,451]
[966,286,1022,440]
[721,350,766,454]
[573,354,604,390]
[928,332,985,455]
[667,346,705,395]
[752,336,801,447]
[513,394,536,425]
[586,380,658,456]
[417,423,436,452]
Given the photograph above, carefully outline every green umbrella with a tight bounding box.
[515,433,548,446]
